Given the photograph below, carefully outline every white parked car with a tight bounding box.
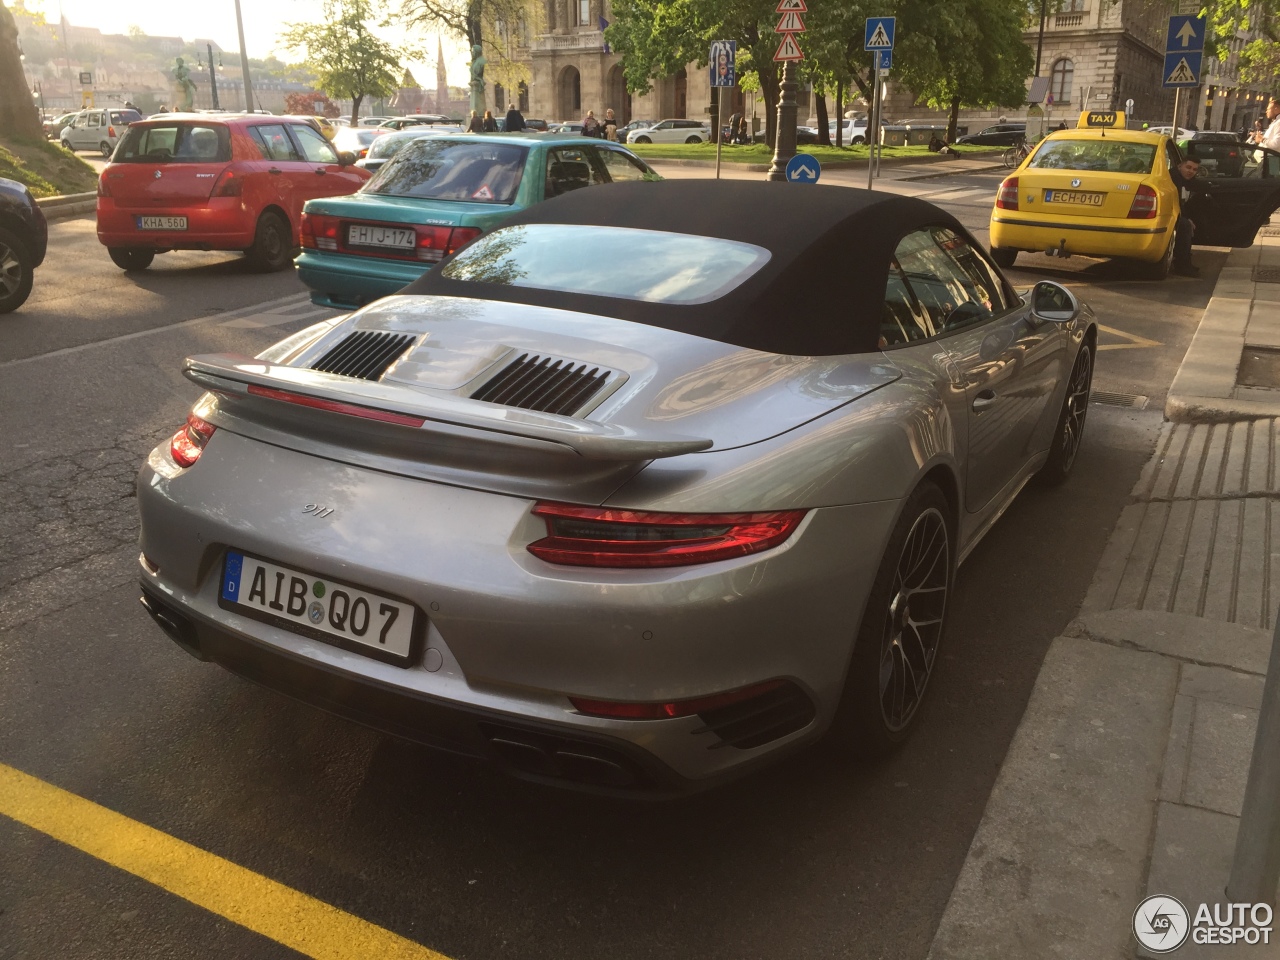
[627,119,712,144]
[828,118,870,145]
[59,107,142,157]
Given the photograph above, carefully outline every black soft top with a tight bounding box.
[403,179,967,356]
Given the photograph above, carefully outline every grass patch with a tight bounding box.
[0,137,99,198]
[627,141,1003,164]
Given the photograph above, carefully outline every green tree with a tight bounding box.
[606,0,784,146]
[280,0,412,125]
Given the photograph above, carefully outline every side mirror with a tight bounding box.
[1031,280,1078,323]
[337,150,357,167]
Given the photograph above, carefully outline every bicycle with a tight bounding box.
[1003,136,1032,168]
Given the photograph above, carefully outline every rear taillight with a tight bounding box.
[996,177,1018,210]
[570,679,788,720]
[415,225,482,262]
[169,414,216,468]
[527,503,807,568]
[108,125,116,138]
[300,212,339,250]
[212,169,242,197]
[447,226,482,253]
[1128,184,1158,219]
[97,174,110,198]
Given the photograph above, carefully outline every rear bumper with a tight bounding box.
[990,212,1172,261]
[295,249,429,308]
[96,198,256,250]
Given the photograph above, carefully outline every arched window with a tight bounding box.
[1050,58,1074,107]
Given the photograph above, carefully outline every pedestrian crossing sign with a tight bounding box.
[1162,50,1202,87]
[864,17,895,51]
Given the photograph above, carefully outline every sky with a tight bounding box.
[25,0,471,86]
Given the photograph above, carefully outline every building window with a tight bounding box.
[578,0,590,26]
[1063,0,1086,10]
[1050,58,1074,106]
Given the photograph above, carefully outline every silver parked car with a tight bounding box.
[60,107,142,157]
[627,118,712,144]
[137,181,1096,795]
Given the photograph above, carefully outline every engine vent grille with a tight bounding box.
[695,682,817,750]
[310,331,417,381]
[471,352,612,416]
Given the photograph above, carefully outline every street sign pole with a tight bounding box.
[867,57,878,190]
[1172,88,1180,137]
[863,17,896,190]
[716,89,723,179]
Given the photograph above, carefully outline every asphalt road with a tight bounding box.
[0,172,1217,960]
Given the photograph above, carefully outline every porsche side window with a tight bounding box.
[881,262,936,348]
[895,229,994,334]
[933,227,1012,313]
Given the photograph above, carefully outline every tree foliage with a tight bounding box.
[285,90,342,116]
[397,0,543,98]
[280,0,414,124]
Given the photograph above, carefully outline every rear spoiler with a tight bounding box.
[183,353,713,461]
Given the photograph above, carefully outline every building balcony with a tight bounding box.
[531,31,606,53]
[1052,11,1087,28]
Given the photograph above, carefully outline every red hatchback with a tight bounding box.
[96,115,370,272]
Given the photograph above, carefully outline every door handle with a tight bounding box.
[972,390,997,411]
[314,167,326,175]
[268,167,282,175]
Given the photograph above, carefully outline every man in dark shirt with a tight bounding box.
[503,103,526,133]
[1169,155,1201,277]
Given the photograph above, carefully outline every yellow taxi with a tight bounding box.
[988,111,1186,277]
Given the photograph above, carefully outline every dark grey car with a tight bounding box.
[0,177,48,313]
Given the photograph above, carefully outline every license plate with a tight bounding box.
[1044,190,1104,206]
[136,216,187,230]
[220,550,420,666]
[348,224,415,249]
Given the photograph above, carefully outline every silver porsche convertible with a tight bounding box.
[137,180,1096,795]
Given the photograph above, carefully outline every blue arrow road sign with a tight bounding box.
[864,17,895,50]
[1163,50,1202,88]
[710,40,736,88]
[1165,14,1205,53]
[786,154,821,183]
[875,49,892,72]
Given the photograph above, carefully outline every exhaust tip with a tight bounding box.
[139,589,207,661]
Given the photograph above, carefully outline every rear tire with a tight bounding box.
[832,481,954,759]
[1038,342,1093,486]
[634,136,651,144]
[1137,231,1174,280]
[685,135,702,144]
[108,247,154,271]
[245,211,293,272]
[99,141,113,158]
[60,139,73,152]
[990,246,1017,269]
[852,136,866,145]
[0,227,34,314]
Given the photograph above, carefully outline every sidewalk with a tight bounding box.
[646,154,1005,181]
[927,246,1280,958]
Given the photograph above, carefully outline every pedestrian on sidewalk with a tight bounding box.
[1262,98,1280,151]
[602,109,618,141]
[503,103,526,133]
[1169,155,1203,277]
[482,110,498,132]
[467,110,483,133]
[582,110,601,138]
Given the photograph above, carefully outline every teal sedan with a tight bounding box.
[296,132,660,308]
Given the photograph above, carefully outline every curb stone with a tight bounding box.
[36,191,95,221]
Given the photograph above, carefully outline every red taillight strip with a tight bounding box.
[528,502,806,568]
[570,679,788,720]
[246,384,426,427]
[169,413,216,467]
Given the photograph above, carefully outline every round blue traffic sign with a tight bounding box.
[785,154,821,183]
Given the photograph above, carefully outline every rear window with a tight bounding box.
[116,124,230,163]
[364,139,528,203]
[367,133,423,161]
[441,224,770,304]
[1028,138,1157,173]
[110,110,142,126]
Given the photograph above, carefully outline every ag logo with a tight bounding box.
[1134,895,1190,953]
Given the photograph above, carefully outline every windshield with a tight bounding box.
[1028,138,1157,173]
[364,139,528,203]
[115,123,231,163]
[441,224,771,304]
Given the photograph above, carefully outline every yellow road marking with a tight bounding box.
[0,763,451,960]
[1096,323,1162,351]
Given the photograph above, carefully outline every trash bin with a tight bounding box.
[907,125,946,146]
[881,125,908,147]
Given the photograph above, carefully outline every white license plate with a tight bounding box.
[348,224,415,249]
[1044,190,1104,206]
[221,550,419,665]
[136,216,187,230]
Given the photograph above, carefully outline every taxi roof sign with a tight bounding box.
[1078,109,1125,129]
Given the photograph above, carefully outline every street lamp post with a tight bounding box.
[233,0,255,112]
[766,61,798,181]
[198,43,221,110]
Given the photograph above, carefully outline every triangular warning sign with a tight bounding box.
[773,32,804,60]
[1166,57,1197,83]
[775,0,806,11]
[775,10,805,32]
[472,184,494,200]
[866,22,891,48]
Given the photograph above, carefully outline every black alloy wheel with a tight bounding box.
[107,247,155,271]
[1038,342,1093,485]
[0,227,34,314]
[246,211,293,272]
[685,135,702,144]
[835,481,953,758]
[60,139,72,152]
[100,141,113,158]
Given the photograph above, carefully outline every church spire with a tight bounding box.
[436,36,449,113]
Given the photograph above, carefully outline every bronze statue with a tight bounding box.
[173,57,196,112]
[468,44,487,115]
